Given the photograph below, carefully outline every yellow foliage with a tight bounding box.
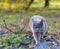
[4,0,11,3]
[3,3,11,10]
[11,4,24,12]
[11,5,16,10]
[0,3,3,9]
[0,0,32,11]
[17,3,24,8]
[17,0,24,3]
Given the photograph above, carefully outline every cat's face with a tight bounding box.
[32,19,43,33]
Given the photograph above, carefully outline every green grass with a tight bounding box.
[0,1,60,33]
[0,8,60,33]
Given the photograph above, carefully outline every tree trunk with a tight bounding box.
[26,0,34,10]
[44,0,49,8]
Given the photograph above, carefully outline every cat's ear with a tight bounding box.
[32,19,35,23]
[39,19,43,27]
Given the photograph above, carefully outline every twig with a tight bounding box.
[2,19,13,33]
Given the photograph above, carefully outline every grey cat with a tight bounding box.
[29,15,48,44]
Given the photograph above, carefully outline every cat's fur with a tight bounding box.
[29,15,48,44]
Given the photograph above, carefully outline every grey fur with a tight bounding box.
[29,15,48,44]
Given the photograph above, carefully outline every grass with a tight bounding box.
[0,9,60,33]
[0,1,60,33]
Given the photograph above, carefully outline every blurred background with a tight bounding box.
[0,0,60,32]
